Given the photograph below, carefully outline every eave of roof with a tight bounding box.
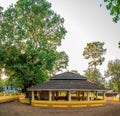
[27,79,106,91]
[27,88,107,92]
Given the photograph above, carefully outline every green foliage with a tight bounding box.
[105,59,120,92]
[83,41,106,84]
[105,80,118,91]
[104,0,120,47]
[0,0,68,91]
[84,68,105,85]
[0,78,5,91]
[104,0,120,23]
[83,41,106,68]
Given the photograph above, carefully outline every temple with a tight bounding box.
[27,72,107,107]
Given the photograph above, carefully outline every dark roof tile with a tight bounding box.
[28,72,106,91]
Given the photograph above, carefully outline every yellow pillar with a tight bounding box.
[32,91,34,100]
[76,91,77,97]
[37,91,40,100]
[68,91,71,101]
[49,91,52,101]
[103,91,106,100]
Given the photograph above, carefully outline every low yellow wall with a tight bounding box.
[0,95,19,103]
[0,93,24,103]
[31,100,106,108]
[19,98,30,104]
[107,97,119,102]
[113,97,119,101]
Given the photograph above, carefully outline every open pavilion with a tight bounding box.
[27,72,107,107]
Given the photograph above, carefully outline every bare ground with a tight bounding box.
[0,101,120,116]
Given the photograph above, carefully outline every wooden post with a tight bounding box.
[96,91,98,100]
[49,91,52,101]
[39,92,41,100]
[52,91,55,100]
[76,91,78,97]
[68,91,71,101]
[56,91,59,101]
[78,91,80,100]
[82,91,84,100]
[87,91,90,101]
[32,91,34,100]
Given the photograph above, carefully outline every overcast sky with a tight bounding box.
[0,0,120,75]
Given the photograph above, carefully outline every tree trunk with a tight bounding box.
[22,86,27,93]
[22,85,28,97]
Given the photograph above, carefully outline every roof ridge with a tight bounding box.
[50,72,87,80]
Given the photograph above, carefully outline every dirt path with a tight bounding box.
[0,101,120,116]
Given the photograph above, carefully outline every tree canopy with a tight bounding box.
[0,0,68,91]
[105,59,120,93]
[84,68,105,85]
[83,41,106,84]
[104,0,120,47]
[105,59,120,101]
[104,0,120,23]
[83,42,106,69]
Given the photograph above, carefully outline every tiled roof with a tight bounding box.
[50,72,86,80]
[27,72,106,91]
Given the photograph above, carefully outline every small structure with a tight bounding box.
[27,72,107,107]
[3,85,17,94]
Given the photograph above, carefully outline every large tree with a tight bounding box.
[83,42,106,69]
[0,0,68,92]
[104,0,120,47]
[83,41,106,84]
[105,59,120,100]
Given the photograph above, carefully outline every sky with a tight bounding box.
[0,0,120,76]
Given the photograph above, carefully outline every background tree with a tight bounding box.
[104,0,120,47]
[105,80,118,91]
[84,68,105,85]
[0,0,68,92]
[105,59,120,100]
[83,41,106,84]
